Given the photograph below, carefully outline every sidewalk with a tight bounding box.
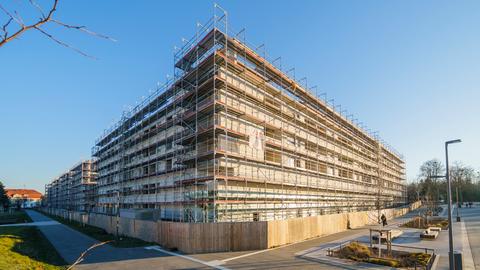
[24,210,206,269]
[293,205,475,270]
[0,220,59,227]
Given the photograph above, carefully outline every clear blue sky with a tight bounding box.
[1,0,479,193]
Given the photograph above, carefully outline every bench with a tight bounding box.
[420,228,439,240]
[372,229,403,242]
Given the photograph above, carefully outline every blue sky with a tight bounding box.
[1,0,479,193]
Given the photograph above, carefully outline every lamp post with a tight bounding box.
[445,139,461,270]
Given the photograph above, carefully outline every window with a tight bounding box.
[165,159,172,171]
[265,149,281,163]
[295,159,302,168]
[149,164,156,175]
[166,139,173,150]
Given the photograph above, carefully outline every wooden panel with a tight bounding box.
[43,201,421,254]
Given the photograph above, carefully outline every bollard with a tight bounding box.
[454,250,463,270]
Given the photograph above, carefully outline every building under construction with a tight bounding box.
[92,13,406,222]
[45,160,97,212]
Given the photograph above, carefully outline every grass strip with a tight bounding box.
[39,211,152,248]
[0,225,67,270]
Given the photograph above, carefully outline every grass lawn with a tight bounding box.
[0,210,33,225]
[0,226,66,270]
[39,211,151,248]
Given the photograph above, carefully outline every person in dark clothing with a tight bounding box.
[381,214,387,226]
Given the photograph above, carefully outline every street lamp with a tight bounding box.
[445,139,461,270]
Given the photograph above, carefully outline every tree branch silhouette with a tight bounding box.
[0,0,114,58]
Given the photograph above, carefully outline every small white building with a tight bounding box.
[6,189,42,208]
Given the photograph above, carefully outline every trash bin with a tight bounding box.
[454,250,463,270]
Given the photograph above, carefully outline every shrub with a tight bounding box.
[338,242,371,259]
[398,252,432,267]
[368,257,400,267]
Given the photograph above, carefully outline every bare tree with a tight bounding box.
[419,159,444,201]
[417,159,445,216]
[0,0,114,58]
[450,162,476,204]
[419,159,444,179]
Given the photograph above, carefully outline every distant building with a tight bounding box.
[45,160,97,212]
[6,189,43,208]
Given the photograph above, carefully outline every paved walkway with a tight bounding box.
[187,206,476,270]
[0,220,58,227]
[25,210,210,270]
[23,207,477,270]
[460,206,480,270]
[187,208,425,270]
[286,205,475,270]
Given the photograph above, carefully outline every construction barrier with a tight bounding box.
[43,200,421,253]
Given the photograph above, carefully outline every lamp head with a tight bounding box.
[446,139,462,145]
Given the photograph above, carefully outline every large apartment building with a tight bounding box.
[92,17,406,222]
[45,160,97,212]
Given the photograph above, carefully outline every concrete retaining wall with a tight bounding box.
[43,201,421,253]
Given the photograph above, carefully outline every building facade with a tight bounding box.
[45,160,97,212]
[6,189,42,208]
[92,18,406,222]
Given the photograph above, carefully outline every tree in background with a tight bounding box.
[408,159,480,209]
[450,162,477,204]
[406,182,420,203]
[0,181,10,211]
[418,159,444,202]
[415,159,445,215]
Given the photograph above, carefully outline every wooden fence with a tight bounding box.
[44,201,421,253]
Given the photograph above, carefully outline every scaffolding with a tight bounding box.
[91,5,406,223]
[45,160,97,212]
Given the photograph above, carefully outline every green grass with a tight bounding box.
[39,211,151,248]
[0,211,33,225]
[0,226,66,270]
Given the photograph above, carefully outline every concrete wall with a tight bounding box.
[43,201,421,253]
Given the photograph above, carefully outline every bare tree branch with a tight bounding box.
[51,19,117,42]
[67,240,112,270]
[13,10,25,26]
[28,0,46,18]
[0,0,113,58]
[0,4,21,26]
[34,26,96,59]
[0,0,58,47]
[1,18,13,40]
